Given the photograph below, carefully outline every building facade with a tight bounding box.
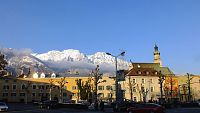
[0,75,115,103]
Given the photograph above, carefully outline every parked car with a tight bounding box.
[88,103,95,110]
[127,103,165,113]
[0,102,8,112]
[77,100,90,105]
[112,101,135,112]
[39,100,58,109]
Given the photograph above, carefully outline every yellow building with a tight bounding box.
[175,75,200,102]
[0,74,115,103]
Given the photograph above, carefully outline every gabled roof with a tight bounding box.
[126,67,159,77]
[128,62,174,76]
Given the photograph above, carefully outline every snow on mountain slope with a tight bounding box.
[33,49,129,71]
[1,48,52,76]
[88,52,129,70]
[34,49,88,62]
[1,47,129,76]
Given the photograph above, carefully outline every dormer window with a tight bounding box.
[146,71,149,75]
[138,71,142,74]
[155,71,158,75]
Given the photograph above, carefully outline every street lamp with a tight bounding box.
[106,51,125,102]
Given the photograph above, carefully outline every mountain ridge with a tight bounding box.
[1,48,130,76]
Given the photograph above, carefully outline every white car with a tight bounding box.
[0,102,8,111]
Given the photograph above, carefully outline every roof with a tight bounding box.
[126,67,159,77]
[128,63,174,76]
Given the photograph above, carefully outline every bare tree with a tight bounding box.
[0,52,8,77]
[49,79,54,101]
[56,77,68,103]
[24,81,32,104]
[136,84,149,102]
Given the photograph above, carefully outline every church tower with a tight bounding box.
[154,44,162,67]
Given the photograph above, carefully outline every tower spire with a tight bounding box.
[154,43,158,51]
[153,44,162,67]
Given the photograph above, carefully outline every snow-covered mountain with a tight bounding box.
[1,48,130,76]
[33,49,88,62]
[1,48,52,76]
[33,49,129,72]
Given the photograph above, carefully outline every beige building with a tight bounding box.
[121,45,173,102]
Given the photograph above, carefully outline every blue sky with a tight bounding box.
[0,0,200,74]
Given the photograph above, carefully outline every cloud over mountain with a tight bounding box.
[1,47,129,76]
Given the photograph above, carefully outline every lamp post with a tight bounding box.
[106,51,125,102]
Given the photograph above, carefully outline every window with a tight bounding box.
[151,87,154,92]
[38,93,44,97]
[12,85,17,90]
[32,93,36,97]
[21,84,26,90]
[72,86,77,90]
[133,79,136,83]
[98,86,104,90]
[20,93,25,97]
[46,85,49,89]
[41,85,45,90]
[155,71,158,75]
[146,71,149,75]
[133,87,136,92]
[106,86,112,90]
[149,79,153,83]
[72,93,76,97]
[3,93,8,97]
[32,85,36,90]
[134,97,137,101]
[3,85,9,90]
[141,86,145,92]
[142,79,145,84]
[11,93,17,97]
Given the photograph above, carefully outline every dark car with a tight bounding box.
[127,103,165,113]
[112,101,135,112]
[39,100,58,109]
